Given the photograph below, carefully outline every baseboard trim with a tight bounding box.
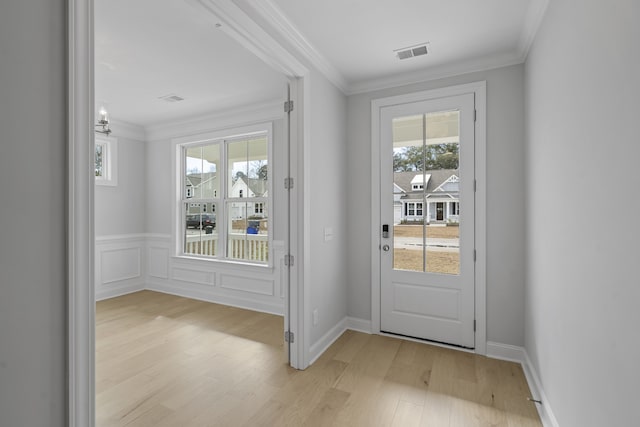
[487,342,559,427]
[309,317,348,365]
[486,341,527,363]
[145,280,284,316]
[346,317,372,334]
[95,282,145,301]
[522,350,560,427]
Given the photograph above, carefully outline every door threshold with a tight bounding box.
[380,330,475,353]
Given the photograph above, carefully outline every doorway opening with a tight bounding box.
[69,0,309,424]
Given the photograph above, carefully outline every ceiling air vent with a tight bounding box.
[394,42,430,60]
[158,94,185,103]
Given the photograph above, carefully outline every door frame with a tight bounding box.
[68,0,311,425]
[370,81,487,355]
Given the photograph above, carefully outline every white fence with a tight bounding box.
[185,233,269,262]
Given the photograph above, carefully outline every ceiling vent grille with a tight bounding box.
[158,94,185,103]
[395,42,430,60]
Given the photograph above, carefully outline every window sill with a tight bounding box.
[172,254,273,271]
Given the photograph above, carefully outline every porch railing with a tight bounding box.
[185,233,269,262]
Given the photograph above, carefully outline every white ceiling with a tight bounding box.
[95,0,547,126]
[95,0,286,127]
[254,0,547,93]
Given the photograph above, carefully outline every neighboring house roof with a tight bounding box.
[411,174,431,186]
[238,175,268,197]
[394,169,458,200]
[186,172,217,188]
[187,173,267,197]
[393,183,405,194]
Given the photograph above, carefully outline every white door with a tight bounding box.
[380,93,475,348]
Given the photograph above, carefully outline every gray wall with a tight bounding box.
[524,0,640,425]
[346,64,526,346]
[308,70,349,346]
[145,136,172,234]
[95,136,146,236]
[0,1,67,426]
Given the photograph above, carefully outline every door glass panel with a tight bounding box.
[391,111,460,275]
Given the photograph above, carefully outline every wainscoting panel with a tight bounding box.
[172,267,214,287]
[101,247,140,284]
[95,234,146,300]
[220,274,274,296]
[96,234,286,314]
[147,246,169,279]
[144,235,286,315]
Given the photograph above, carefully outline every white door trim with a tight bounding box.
[370,81,487,355]
[68,0,310,424]
[68,0,95,425]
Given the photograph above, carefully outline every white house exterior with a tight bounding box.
[185,172,218,214]
[394,169,460,224]
[229,175,268,219]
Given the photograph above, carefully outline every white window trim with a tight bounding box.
[94,136,117,186]
[172,122,273,268]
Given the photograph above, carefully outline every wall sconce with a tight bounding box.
[95,107,112,136]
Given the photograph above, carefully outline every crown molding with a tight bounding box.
[240,0,349,94]
[144,99,283,141]
[242,0,550,97]
[185,0,307,78]
[347,51,524,95]
[108,118,146,141]
[517,0,551,62]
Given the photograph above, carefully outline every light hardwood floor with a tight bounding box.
[96,291,542,427]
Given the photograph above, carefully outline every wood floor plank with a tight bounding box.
[303,388,351,426]
[96,291,542,427]
[391,400,423,427]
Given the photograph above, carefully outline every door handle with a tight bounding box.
[382,244,390,252]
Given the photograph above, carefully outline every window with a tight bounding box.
[179,125,271,265]
[405,202,423,217]
[95,136,117,186]
[412,184,424,191]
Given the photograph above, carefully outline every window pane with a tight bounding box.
[247,136,268,193]
[391,111,460,275]
[228,135,267,198]
[228,139,248,196]
[184,202,218,257]
[200,144,220,199]
[185,146,203,199]
[227,201,268,263]
[95,144,104,177]
[425,110,460,275]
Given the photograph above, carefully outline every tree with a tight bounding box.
[234,170,246,182]
[393,143,459,172]
[249,161,268,181]
[257,164,268,180]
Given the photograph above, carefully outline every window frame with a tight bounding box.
[173,122,273,267]
[94,136,118,186]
